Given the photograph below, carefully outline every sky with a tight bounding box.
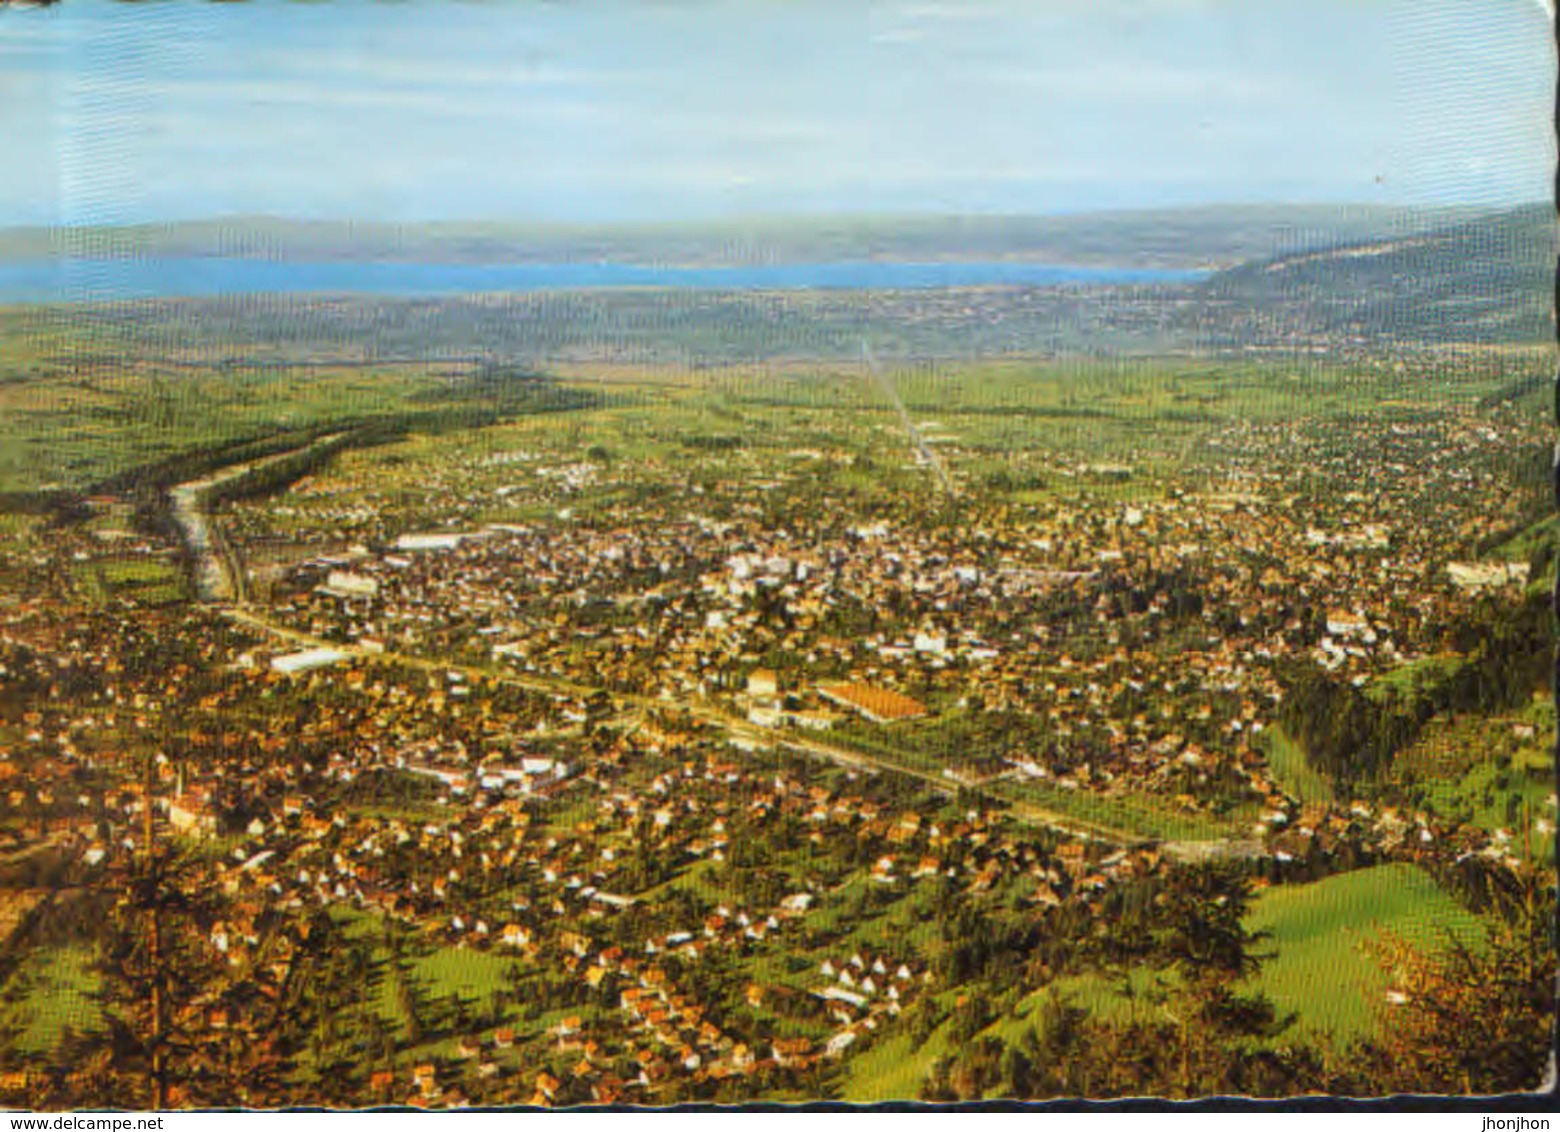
[0,0,1553,228]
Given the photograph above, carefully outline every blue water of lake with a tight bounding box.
[0,257,1208,301]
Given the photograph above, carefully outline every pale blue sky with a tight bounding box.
[0,0,1552,227]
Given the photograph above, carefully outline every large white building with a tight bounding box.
[322,570,379,599]
[270,647,350,675]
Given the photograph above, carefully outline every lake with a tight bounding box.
[0,257,1208,302]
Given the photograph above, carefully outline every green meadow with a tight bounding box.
[841,863,1496,1099]
[0,944,104,1056]
[1241,863,1488,1045]
[1260,727,1335,808]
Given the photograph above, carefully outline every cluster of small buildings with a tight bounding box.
[0,382,1552,1106]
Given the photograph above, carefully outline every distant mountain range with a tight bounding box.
[0,204,1494,271]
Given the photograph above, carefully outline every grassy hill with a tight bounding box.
[1242,863,1488,1044]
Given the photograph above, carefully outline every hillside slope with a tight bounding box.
[1184,204,1556,347]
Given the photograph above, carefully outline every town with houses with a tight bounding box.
[0,352,1553,1104]
[0,0,1555,1105]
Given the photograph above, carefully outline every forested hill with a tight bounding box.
[1185,204,1557,347]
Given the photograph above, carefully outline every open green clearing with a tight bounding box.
[843,863,1497,1098]
[1261,727,1335,807]
[1391,695,1554,865]
[0,944,104,1055]
[331,907,519,1033]
[411,944,517,1008]
[1366,655,1465,703]
[1241,863,1487,1045]
[68,554,190,608]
